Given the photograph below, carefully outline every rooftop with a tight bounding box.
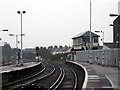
[72,31,100,39]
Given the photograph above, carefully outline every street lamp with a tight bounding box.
[9,34,24,66]
[109,14,119,17]
[17,11,26,66]
[0,29,8,41]
[109,14,120,48]
[109,24,114,26]
[110,24,120,26]
[9,34,25,65]
[95,31,104,43]
[0,29,8,31]
[110,24,120,48]
[9,34,25,49]
[9,34,19,49]
[89,0,93,64]
[95,31,105,66]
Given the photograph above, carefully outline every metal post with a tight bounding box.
[89,0,93,64]
[16,35,18,66]
[102,31,105,66]
[16,35,18,49]
[72,54,74,61]
[20,13,23,66]
[17,11,26,66]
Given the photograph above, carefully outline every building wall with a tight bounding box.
[113,16,120,48]
[0,46,2,90]
[75,48,119,67]
[73,37,99,50]
[93,43,99,47]
[73,38,82,49]
[118,1,120,15]
[0,46,2,66]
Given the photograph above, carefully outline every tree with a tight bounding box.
[23,52,35,59]
[2,43,12,58]
[48,46,53,49]
[59,45,62,49]
[43,51,52,59]
[54,45,58,49]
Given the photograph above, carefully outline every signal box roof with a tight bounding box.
[72,31,100,39]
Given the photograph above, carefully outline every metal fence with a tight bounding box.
[75,48,120,67]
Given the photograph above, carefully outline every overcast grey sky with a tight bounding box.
[0,0,119,48]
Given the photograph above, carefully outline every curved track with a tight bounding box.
[2,60,85,90]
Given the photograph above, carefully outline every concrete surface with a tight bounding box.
[77,61,119,89]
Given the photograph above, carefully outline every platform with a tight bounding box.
[0,62,41,74]
[76,61,119,90]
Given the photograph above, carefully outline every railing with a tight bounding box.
[75,48,119,67]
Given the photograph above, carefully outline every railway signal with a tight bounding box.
[18,49,21,58]
[71,48,76,55]
[71,48,75,61]
[16,49,21,66]
[35,47,39,62]
[36,47,39,56]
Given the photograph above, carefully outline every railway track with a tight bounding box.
[2,61,54,90]
[2,60,85,90]
[52,62,78,90]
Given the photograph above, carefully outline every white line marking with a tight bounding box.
[105,75,114,88]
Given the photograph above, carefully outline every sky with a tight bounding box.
[0,0,119,48]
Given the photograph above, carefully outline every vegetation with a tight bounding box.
[1,44,69,65]
[2,43,16,65]
[38,47,52,59]
[23,52,35,59]
[2,43,13,58]
[51,59,66,64]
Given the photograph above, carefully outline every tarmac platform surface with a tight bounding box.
[76,61,119,89]
[0,62,41,74]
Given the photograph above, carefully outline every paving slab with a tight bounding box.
[76,61,119,90]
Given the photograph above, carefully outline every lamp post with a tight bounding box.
[109,14,120,70]
[95,31,105,66]
[89,0,93,64]
[9,34,19,48]
[0,29,8,31]
[0,42,7,45]
[17,11,26,66]
[109,14,119,17]
[9,34,24,66]
[0,29,8,41]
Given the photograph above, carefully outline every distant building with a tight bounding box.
[58,46,71,54]
[23,48,35,53]
[72,31,100,51]
[52,48,62,55]
[118,1,120,15]
[51,46,71,55]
